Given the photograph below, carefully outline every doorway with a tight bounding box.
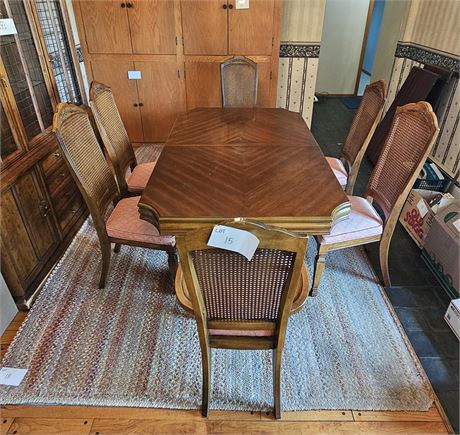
[356,0,385,95]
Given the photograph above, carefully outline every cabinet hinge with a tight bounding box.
[175,36,178,46]
[270,71,272,80]
[177,69,180,79]
[272,37,274,47]
[182,36,184,46]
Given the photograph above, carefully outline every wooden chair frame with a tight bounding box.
[341,80,386,195]
[53,103,176,288]
[221,56,258,108]
[312,102,439,295]
[89,81,138,196]
[176,219,307,419]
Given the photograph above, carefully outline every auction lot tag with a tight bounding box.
[207,225,260,260]
[0,367,28,386]
[416,199,429,218]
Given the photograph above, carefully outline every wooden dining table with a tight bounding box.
[138,107,351,312]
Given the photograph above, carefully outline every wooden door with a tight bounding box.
[185,58,272,109]
[228,0,275,55]
[135,61,184,141]
[90,60,144,142]
[76,0,132,54]
[181,0,228,55]
[1,170,59,295]
[128,1,176,54]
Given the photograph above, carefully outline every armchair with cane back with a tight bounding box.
[312,101,439,295]
[221,56,258,108]
[89,81,156,196]
[326,80,386,194]
[53,103,176,288]
[176,219,308,419]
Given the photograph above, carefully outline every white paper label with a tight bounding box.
[236,0,249,9]
[0,19,17,36]
[0,367,27,386]
[207,225,259,260]
[127,70,141,80]
[452,218,460,233]
[416,199,429,218]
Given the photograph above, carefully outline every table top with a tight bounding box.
[139,108,350,235]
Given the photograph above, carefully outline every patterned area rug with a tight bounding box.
[0,220,433,411]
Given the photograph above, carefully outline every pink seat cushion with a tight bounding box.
[106,196,175,247]
[127,162,156,194]
[209,329,274,337]
[318,195,383,245]
[326,157,348,188]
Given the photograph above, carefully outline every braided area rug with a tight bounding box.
[0,219,433,411]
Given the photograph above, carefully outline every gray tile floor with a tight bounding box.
[311,97,459,433]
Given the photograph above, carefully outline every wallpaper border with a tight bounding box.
[395,43,459,73]
[280,43,320,58]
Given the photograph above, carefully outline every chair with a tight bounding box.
[89,81,156,196]
[221,56,258,107]
[53,103,176,288]
[176,219,307,419]
[326,80,386,194]
[311,102,439,296]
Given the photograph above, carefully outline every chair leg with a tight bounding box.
[99,241,111,288]
[168,251,179,278]
[114,243,121,253]
[273,348,282,419]
[379,237,391,287]
[201,347,211,417]
[311,247,327,297]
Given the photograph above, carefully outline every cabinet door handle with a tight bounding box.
[53,151,61,158]
[134,103,138,107]
[39,200,50,217]
[222,3,227,8]
[121,2,126,7]
[228,3,233,8]
[126,2,133,7]
[139,102,144,107]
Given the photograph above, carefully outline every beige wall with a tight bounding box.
[316,0,370,95]
[0,274,17,335]
[400,0,460,55]
[371,0,409,85]
[277,0,326,127]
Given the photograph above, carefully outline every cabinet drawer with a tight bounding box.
[47,165,71,196]
[41,149,66,179]
[56,191,83,231]
[50,177,80,214]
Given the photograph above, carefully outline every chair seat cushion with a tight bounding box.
[127,162,156,194]
[318,195,383,245]
[326,156,348,188]
[106,196,175,247]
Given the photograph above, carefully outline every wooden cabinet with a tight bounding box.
[73,0,281,141]
[1,140,86,308]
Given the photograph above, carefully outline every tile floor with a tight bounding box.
[311,97,459,433]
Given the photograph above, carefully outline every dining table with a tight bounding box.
[138,107,351,312]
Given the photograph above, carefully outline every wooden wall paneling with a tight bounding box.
[90,58,143,142]
[135,58,184,141]
[181,0,228,55]
[256,61,271,106]
[75,0,132,54]
[269,0,282,107]
[128,0,176,55]
[228,0,275,55]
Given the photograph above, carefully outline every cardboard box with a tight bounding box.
[399,189,455,248]
[445,299,460,340]
[423,202,460,296]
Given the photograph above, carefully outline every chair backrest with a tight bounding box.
[221,57,258,108]
[89,81,137,194]
[341,80,386,193]
[53,103,119,234]
[365,101,439,222]
[177,220,307,346]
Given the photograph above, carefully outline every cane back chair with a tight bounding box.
[176,220,308,419]
[53,103,176,288]
[312,101,439,295]
[221,56,258,107]
[326,80,386,194]
[89,81,156,196]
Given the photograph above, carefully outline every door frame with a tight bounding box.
[354,0,374,96]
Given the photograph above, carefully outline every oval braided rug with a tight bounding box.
[0,219,433,411]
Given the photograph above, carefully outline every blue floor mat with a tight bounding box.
[341,96,362,110]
